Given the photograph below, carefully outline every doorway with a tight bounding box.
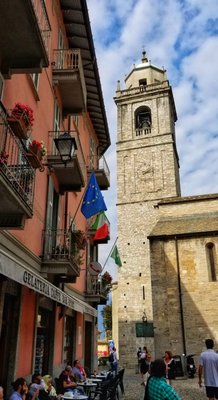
[0,280,20,397]
[34,306,53,374]
[84,321,92,371]
[63,315,75,366]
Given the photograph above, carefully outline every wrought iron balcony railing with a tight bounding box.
[86,275,110,297]
[41,229,84,276]
[88,154,110,181]
[47,130,86,192]
[0,104,35,208]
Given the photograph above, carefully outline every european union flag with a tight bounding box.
[81,172,107,219]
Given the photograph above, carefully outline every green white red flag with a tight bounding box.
[91,211,110,242]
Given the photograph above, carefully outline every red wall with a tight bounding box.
[53,307,64,365]
[17,288,36,376]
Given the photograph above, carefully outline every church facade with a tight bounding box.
[112,52,218,368]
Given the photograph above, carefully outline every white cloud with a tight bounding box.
[87,0,218,277]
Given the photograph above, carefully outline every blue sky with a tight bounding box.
[86,0,218,290]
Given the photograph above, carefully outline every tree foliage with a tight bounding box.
[101,304,112,334]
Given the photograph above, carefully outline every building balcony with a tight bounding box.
[0,0,51,77]
[52,49,87,115]
[85,275,109,305]
[87,154,110,190]
[47,130,86,194]
[0,104,35,228]
[41,229,83,283]
[87,213,110,244]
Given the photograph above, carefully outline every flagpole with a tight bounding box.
[101,236,118,273]
[69,190,86,230]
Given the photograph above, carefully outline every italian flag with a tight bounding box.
[91,211,110,241]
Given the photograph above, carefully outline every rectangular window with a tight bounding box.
[206,243,217,282]
[73,115,79,127]
[53,100,61,154]
[54,100,61,131]
[139,79,147,86]
[89,137,96,169]
[31,73,39,90]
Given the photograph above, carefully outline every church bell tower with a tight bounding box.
[113,51,180,365]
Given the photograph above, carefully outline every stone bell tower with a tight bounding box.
[113,51,181,366]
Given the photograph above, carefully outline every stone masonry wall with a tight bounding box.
[115,70,181,368]
[150,235,218,359]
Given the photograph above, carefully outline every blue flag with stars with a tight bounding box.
[81,172,107,219]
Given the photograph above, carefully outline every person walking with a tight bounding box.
[137,347,142,373]
[141,353,153,386]
[144,359,181,400]
[198,338,218,400]
[164,351,175,385]
[111,347,118,374]
[140,346,148,382]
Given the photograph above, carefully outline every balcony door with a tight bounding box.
[44,177,59,258]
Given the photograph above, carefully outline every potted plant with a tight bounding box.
[101,271,112,285]
[100,271,112,295]
[26,140,47,170]
[0,150,9,167]
[71,230,87,250]
[7,102,34,140]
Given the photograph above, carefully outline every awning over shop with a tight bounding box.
[0,251,97,317]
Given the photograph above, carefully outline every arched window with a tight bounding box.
[206,243,217,282]
[135,106,152,129]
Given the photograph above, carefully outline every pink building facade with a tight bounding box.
[0,1,110,396]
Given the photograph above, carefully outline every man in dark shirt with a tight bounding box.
[59,366,77,393]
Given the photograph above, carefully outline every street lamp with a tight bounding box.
[54,132,77,164]
[142,310,147,324]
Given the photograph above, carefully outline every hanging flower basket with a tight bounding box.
[26,140,46,171]
[7,103,34,140]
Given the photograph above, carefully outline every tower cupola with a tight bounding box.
[124,50,167,89]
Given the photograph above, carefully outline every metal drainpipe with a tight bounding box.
[175,236,186,356]
[64,192,68,231]
[64,115,71,232]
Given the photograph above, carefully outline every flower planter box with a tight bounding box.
[26,146,44,171]
[8,111,31,140]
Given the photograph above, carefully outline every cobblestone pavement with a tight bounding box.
[122,370,207,400]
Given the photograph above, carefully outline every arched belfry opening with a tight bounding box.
[135,106,152,129]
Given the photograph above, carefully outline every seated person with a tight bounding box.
[10,378,36,400]
[39,376,61,400]
[72,360,86,382]
[59,366,83,395]
[0,386,4,400]
[30,374,45,394]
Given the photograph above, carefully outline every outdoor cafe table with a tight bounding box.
[78,381,97,396]
[90,375,106,380]
[62,395,88,400]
